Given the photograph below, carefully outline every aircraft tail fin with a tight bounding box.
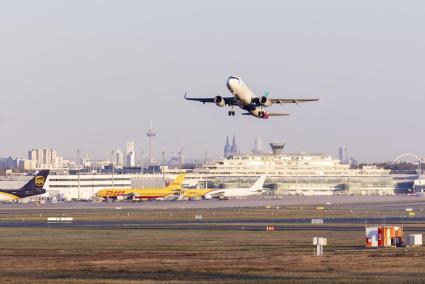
[249,175,267,192]
[21,170,49,191]
[166,173,186,190]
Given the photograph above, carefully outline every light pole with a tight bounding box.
[178,146,183,169]
[111,150,115,189]
[146,118,156,167]
[162,151,166,183]
[140,150,144,188]
[77,148,80,200]
[140,150,144,177]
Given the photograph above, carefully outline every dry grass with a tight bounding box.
[0,227,424,283]
[0,205,424,283]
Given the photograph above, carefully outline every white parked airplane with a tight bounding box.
[204,175,267,200]
[185,76,319,119]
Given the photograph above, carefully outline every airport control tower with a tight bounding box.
[269,142,286,155]
[146,119,156,164]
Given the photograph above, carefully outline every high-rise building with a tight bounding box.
[27,148,64,169]
[18,159,36,171]
[42,148,51,165]
[28,149,37,161]
[253,137,263,154]
[36,149,44,165]
[55,156,63,168]
[115,149,124,167]
[338,146,349,164]
[0,157,18,169]
[125,141,136,167]
[82,154,91,168]
[126,152,136,167]
[51,150,57,165]
[126,141,135,155]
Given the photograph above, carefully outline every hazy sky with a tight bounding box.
[1,0,424,162]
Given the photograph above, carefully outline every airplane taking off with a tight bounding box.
[0,170,49,202]
[185,76,319,119]
[96,173,186,201]
[203,175,267,200]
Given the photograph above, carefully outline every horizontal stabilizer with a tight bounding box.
[268,113,290,116]
[242,113,290,116]
[242,113,290,118]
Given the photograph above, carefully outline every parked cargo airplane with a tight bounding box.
[185,76,319,119]
[203,175,267,200]
[181,188,213,200]
[0,170,49,202]
[96,173,186,201]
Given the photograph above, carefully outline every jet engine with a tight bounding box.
[214,96,225,107]
[260,96,272,107]
[250,108,269,119]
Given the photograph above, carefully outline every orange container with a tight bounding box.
[390,227,396,238]
[385,227,391,247]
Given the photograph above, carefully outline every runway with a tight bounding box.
[1,195,424,210]
[1,216,425,232]
[0,195,424,231]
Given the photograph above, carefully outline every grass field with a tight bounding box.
[0,204,424,283]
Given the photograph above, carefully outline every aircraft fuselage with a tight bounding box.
[226,76,255,105]
[226,76,267,118]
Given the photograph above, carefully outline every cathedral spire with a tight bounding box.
[231,135,238,155]
[224,135,232,158]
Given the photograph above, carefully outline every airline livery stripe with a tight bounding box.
[0,192,19,200]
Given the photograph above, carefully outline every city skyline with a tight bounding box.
[1,1,424,162]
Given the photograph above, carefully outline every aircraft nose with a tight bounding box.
[227,76,240,90]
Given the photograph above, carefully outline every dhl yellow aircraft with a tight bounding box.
[97,173,186,201]
[181,188,213,199]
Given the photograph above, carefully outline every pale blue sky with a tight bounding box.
[1,0,424,162]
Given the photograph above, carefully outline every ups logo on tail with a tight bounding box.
[35,176,45,188]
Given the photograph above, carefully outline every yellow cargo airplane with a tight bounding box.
[97,173,186,201]
[181,188,213,199]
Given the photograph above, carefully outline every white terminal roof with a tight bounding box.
[191,153,390,178]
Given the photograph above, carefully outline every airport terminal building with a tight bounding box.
[188,153,395,195]
[45,152,395,199]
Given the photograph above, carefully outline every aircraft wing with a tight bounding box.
[269,98,319,105]
[184,93,236,105]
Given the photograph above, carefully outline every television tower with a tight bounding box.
[146,118,156,164]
